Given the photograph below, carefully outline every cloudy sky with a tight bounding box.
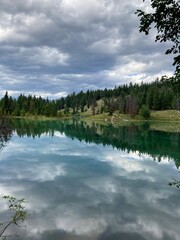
[0,0,175,99]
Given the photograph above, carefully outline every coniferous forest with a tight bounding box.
[0,75,179,118]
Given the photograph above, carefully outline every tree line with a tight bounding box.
[0,75,179,118]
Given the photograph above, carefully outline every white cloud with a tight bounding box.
[88,37,122,54]
[0,0,176,97]
[27,46,70,66]
[19,163,66,182]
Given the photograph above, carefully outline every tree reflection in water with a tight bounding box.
[1,118,180,189]
[9,119,180,168]
[0,118,12,152]
[0,118,179,239]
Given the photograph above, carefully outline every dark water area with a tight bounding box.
[0,119,180,240]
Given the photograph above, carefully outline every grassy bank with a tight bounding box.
[81,110,180,122]
[8,115,71,121]
[80,110,180,132]
[4,110,180,132]
[150,110,180,121]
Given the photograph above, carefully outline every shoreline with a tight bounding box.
[2,110,180,133]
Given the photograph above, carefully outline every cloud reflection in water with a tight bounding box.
[0,130,179,240]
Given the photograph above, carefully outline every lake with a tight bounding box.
[0,119,180,240]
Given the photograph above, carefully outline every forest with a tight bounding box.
[0,74,179,118]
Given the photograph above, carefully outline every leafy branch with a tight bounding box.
[135,0,180,72]
[0,196,28,239]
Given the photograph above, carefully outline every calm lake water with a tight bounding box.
[0,119,180,240]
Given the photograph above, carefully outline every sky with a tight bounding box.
[0,0,175,99]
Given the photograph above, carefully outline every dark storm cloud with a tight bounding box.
[0,0,175,98]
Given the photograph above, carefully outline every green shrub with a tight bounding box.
[140,105,150,119]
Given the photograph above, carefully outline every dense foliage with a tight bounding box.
[0,75,179,118]
[136,0,180,72]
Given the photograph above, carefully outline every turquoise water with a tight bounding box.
[0,120,180,240]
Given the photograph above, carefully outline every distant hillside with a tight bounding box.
[0,74,179,119]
